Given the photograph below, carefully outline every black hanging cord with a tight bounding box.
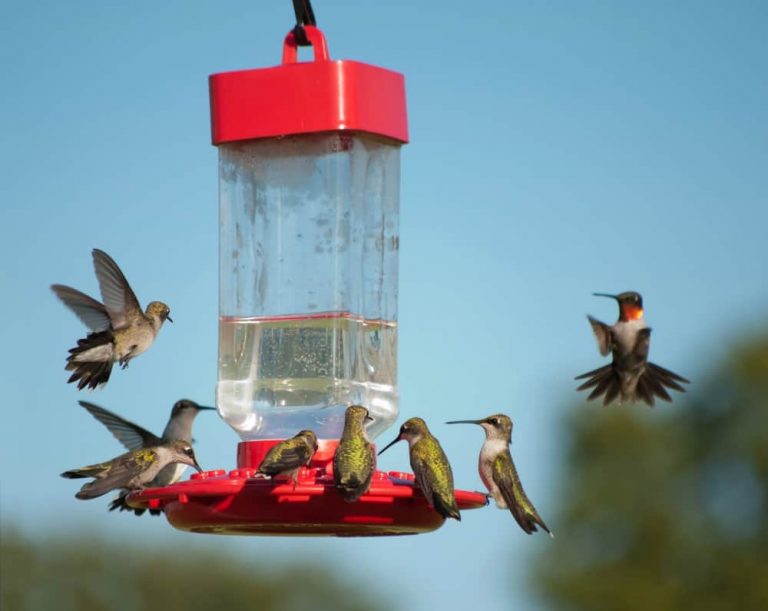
[292,0,316,46]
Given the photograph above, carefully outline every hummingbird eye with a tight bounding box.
[184,447,194,456]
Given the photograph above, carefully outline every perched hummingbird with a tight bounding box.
[447,414,552,537]
[333,405,376,502]
[79,399,215,515]
[258,430,319,482]
[378,417,461,521]
[61,440,202,500]
[51,248,172,390]
[575,291,690,407]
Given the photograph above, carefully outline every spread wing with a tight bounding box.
[51,284,112,332]
[79,401,161,450]
[92,249,142,330]
[587,316,614,356]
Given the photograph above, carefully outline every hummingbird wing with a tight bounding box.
[587,316,614,357]
[51,284,112,332]
[411,439,461,521]
[92,249,143,330]
[79,401,162,451]
[61,462,111,479]
[492,450,552,536]
[258,440,313,475]
[73,448,160,499]
[333,440,375,502]
[633,327,651,361]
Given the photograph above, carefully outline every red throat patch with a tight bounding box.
[621,304,644,321]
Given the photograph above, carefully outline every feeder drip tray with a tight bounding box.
[127,440,488,536]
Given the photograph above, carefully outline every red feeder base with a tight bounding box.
[127,440,488,536]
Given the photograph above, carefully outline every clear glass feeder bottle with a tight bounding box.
[217,133,401,440]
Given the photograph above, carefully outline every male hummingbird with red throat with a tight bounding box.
[575,291,689,406]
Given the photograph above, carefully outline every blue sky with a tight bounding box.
[1,1,767,609]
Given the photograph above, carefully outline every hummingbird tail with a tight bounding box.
[575,364,622,406]
[339,486,365,503]
[433,495,461,521]
[510,506,552,536]
[520,512,553,537]
[66,360,114,390]
[646,362,690,386]
[65,333,115,390]
[638,362,690,405]
[336,473,373,502]
[576,362,689,407]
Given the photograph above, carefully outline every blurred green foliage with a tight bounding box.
[1,529,388,611]
[535,335,768,610]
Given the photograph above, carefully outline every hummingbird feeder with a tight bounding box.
[128,22,486,535]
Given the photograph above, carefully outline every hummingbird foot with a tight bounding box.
[119,346,139,369]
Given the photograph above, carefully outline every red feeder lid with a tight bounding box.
[209,26,408,145]
[127,440,488,536]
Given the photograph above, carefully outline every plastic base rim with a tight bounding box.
[127,440,488,537]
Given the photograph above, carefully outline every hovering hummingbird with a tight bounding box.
[79,399,216,515]
[333,405,376,502]
[378,417,461,521]
[447,413,552,537]
[51,248,172,390]
[257,430,319,482]
[575,291,690,407]
[61,440,202,501]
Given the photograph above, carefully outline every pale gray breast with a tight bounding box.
[612,318,648,353]
[151,462,188,487]
[479,439,507,496]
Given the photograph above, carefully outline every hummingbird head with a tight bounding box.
[345,404,373,426]
[296,430,319,452]
[446,413,512,443]
[146,301,173,324]
[171,399,216,419]
[594,291,644,322]
[378,417,429,455]
[168,440,203,473]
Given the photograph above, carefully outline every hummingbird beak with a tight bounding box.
[593,293,619,300]
[192,459,203,473]
[377,435,401,456]
[445,419,483,425]
[196,405,216,411]
[365,414,374,423]
[166,315,174,323]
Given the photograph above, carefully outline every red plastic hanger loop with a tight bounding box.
[282,25,330,64]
